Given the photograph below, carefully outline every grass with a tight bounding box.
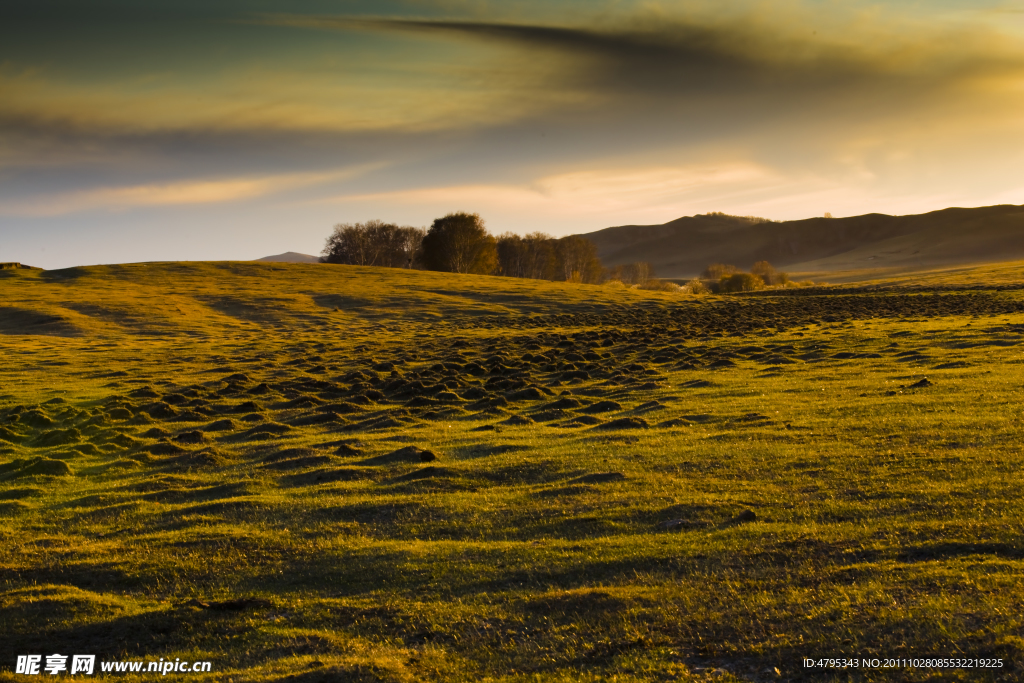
[789,258,1024,286]
[2,261,1024,681]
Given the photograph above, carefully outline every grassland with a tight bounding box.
[2,261,1024,682]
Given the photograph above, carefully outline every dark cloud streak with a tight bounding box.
[284,13,1024,106]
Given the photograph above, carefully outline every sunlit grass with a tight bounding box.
[1,261,1023,681]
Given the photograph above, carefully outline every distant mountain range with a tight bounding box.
[255,252,320,264]
[583,204,1024,279]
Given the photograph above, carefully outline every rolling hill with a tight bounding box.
[3,260,1024,679]
[583,204,1024,280]
[254,251,320,263]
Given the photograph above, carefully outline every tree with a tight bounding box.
[395,227,425,268]
[702,263,738,279]
[523,232,557,280]
[320,221,424,268]
[496,233,527,278]
[496,231,558,280]
[614,262,654,285]
[554,236,603,284]
[421,212,498,274]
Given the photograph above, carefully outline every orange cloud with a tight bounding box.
[0,169,367,216]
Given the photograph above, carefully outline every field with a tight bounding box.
[2,261,1024,682]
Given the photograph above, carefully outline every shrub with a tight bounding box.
[719,272,765,292]
[638,278,678,292]
[682,278,710,294]
[751,260,789,286]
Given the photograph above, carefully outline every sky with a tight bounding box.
[2,0,1024,269]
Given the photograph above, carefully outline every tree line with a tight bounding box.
[319,212,810,292]
[321,212,604,284]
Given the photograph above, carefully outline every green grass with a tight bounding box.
[2,262,1024,681]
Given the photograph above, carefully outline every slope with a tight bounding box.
[584,204,1024,278]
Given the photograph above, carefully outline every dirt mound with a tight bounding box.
[174,430,207,444]
[391,466,455,482]
[2,457,73,479]
[263,455,334,471]
[168,447,231,470]
[593,417,649,430]
[145,402,178,418]
[33,428,82,447]
[360,446,437,465]
[289,412,345,426]
[129,386,161,399]
[547,397,584,410]
[231,401,264,413]
[283,468,372,485]
[568,471,626,484]
[144,440,188,456]
[581,401,622,414]
[0,426,23,442]
[500,414,535,426]
[18,410,55,429]
[507,387,545,401]
[205,419,236,431]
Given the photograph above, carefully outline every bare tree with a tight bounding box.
[523,232,556,280]
[701,263,738,279]
[618,262,654,285]
[497,231,559,280]
[496,233,528,278]
[321,221,425,268]
[554,236,603,284]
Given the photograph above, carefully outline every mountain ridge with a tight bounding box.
[581,204,1024,279]
[254,251,320,263]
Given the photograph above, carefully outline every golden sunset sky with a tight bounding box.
[3,1,1024,267]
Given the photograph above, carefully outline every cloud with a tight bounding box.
[247,8,1024,180]
[5,5,1024,172]
[535,164,771,206]
[0,70,506,137]
[0,168,368,217]
[326,162,782,224]
[272,11,1024,101]
[5,1,1024,251]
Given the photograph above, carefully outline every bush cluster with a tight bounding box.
[701,260,795,292]
[606,261,678,291]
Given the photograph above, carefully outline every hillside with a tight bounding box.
[3,261,1024,680]
[0,261,681,347]
[254,251,320,263]
[584,204,1024,279]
